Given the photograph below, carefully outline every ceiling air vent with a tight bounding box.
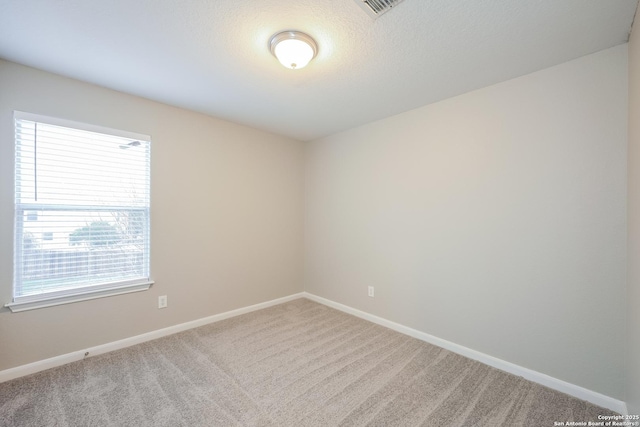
[355,0,405,19]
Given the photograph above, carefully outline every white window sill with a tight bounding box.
[5,281,154,313]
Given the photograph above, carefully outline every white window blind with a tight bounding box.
[10,112,152,311]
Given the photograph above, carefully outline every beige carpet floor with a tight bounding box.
[0,298,618,426]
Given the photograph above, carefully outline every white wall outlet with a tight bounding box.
[158,295,168,309]
[368,286,374,297]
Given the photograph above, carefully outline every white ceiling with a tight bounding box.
[0,0,637,141]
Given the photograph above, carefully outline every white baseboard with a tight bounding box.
[0,292,304,384]
[302,292,628,415]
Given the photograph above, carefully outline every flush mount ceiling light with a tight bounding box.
[269,31,318,70]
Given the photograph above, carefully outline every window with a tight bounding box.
[7,112,152,312]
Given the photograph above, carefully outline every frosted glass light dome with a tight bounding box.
[269,31,318,70]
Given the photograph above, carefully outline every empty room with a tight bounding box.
[1,0,639,426]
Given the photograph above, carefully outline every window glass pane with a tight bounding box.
[14,114,151,301]
[16,121,149,207]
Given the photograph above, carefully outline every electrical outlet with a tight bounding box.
[368,286,374,297]
[158,295,168,309]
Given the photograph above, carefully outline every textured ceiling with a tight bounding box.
[0,0,637,141]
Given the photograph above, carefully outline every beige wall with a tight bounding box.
[0,60,305,371]
[305,45,628,399]
[627,16,640,415]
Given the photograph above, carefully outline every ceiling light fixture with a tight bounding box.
[269,31,318,70]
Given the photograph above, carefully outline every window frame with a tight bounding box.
[6,111,153,312]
